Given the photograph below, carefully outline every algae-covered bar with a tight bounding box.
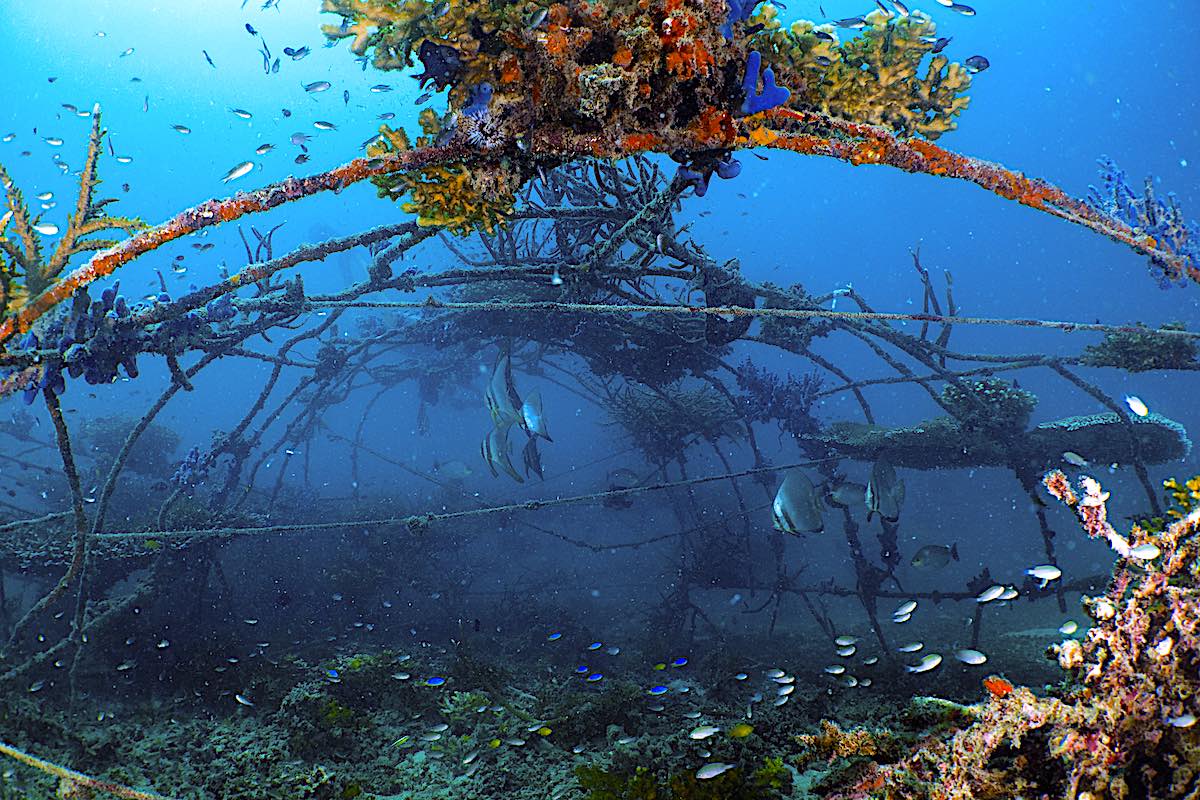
[812,411,1192,470]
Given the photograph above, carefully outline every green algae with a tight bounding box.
[1081,322,1199,372]
[576,756,792,800]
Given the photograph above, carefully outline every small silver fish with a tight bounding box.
[119,47,134,57]
[897,642,923,653]
[1062,451,1088,467]
[221,161,255,183]
[229,108,253,119]
[976,585,1005,603]
[171,124,191,134]
[313,120,337,131]
[894,600,917,616]
[370,84,392,93]
[304,81,331,93]
[32,222,60,235]
[689,725,719,740]
[235,693,255,706]
[1129,543,1161,560]
[906,654,942,674]
[255,143,274,155]
[954,649,987,665]
[1026,564,1062,587]
[696,763,734,780]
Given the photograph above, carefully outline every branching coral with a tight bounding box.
[1089,156,1200,287]
[794,720,902,766]
[1081,322,1199,372]
[748,8,970,138]
[608,384,741,462]
[735,359,822,438]
[940,377,1037,433]
[0,106,144,322]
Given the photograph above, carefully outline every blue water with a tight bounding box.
[0,1,1198,796]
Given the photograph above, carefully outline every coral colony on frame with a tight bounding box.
[0,0,1198,797]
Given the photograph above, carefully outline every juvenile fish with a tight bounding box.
[1026,564,1062,587]
[303,80,331,93]
[696,763,734,780]
[1123,395,1149,417]
[955,649,987,665]
[221,161,255,183]
[229,108,253,119]
[976,585,1005,603]
[906,654,942,674]
[964,55,990,73]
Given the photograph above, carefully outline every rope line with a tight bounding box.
[306,299,1200,340]
[91,458,832,541]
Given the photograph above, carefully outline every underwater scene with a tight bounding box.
[0,0,1198,797]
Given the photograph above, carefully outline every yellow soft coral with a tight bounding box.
[321,0,422,54]
[400,163,513,235]
[751,8,971,139]
[366,122,514,236]
[1,105,143,324]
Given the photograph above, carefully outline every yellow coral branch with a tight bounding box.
[44,106,147,287]
[0,163,41,274]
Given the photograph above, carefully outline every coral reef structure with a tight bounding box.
[820,472,1200,799]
